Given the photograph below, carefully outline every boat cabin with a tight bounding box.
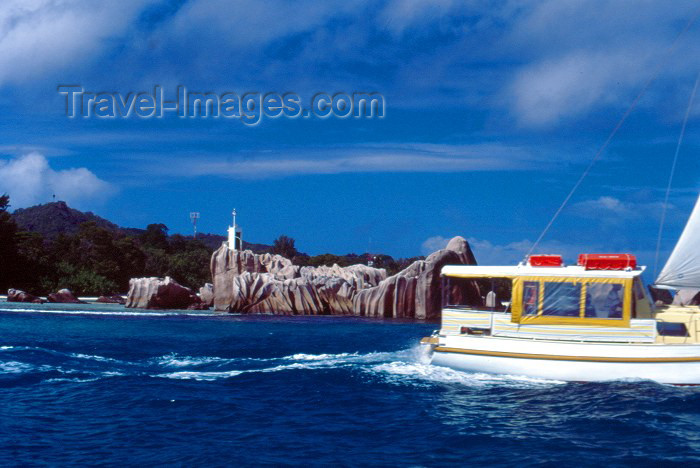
[439,254,669,344]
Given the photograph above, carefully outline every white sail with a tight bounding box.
[656,194,700,288]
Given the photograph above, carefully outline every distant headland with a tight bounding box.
[0,196,476,319]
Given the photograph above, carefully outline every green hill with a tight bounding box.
[2,199,420,295]
[12,202,121,239]
[11,201,271,252]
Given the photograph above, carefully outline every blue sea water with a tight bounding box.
[0,302,699,466]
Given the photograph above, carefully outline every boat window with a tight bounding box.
[513,277,632,326]
[542,282,581,317]
[656,322,689,337]
[584,283,624,319]
[443,277,512,312]
[523,281,539,316]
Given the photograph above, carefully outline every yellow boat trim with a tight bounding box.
[511,276,633,328]
[433,346,700,363]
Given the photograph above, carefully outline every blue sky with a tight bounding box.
[1,1,700,274]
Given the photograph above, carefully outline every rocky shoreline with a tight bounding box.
[7,287,92,304]
[6,236,479,320]
[119,235,477,319]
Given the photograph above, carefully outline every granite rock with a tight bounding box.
[352,236,477,320]
[126,276,201,309]
[47,288,84,304]
[210,243,387,314]
[96,295,126,304]
[7,288,44,303]
[199,283,214,307]
[210,237,475,319]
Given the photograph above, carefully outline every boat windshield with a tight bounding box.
[513,276,632,327]
[443,276,512,313]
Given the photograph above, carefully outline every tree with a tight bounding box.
[13,231,49,292]
[0,194,18,290]
[140,223,169,251]
[272,235,298,259]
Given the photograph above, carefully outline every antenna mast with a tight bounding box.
[189,212,200,238]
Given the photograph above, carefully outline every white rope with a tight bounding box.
[523,5,700,262]
[653,73,700,279]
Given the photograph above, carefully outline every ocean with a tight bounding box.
[0,302,699,466]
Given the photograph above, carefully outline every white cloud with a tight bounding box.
[509,50,648,127]
[165,0,357,49]
[170,142,540,178]
[467,237,534,266]
[0,0,697,128]
[0,152,115,208]
[378,0,459,36]
[466,236,665,275]
[505,1,700,127]
[425,236,569,266]
[0,0,149,85]
[570,196,667,222]
[467,236,602,266]
[421,235,451,255]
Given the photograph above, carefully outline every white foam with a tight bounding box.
[0,361,34,374]
[156,358,361,381]
[369,361,566,388]
[282,350,402,365]
[44,377,101,384]
[158,369,245,381]
[71,353,124,364]
[286,352,354,361]
[154,354,237,368]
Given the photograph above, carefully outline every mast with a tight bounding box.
[656,194,700,289]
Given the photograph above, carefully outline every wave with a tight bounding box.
[153,354,240,368]
[157,369,246,380]
[285,352,355,361]
[1,345,126,364]
[0,343,567,388]
[70,353,126,364]
[0,361,36,374]
[368,361,566,388]
[156,360,348,381]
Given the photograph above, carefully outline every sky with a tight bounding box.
[1,0,700,277]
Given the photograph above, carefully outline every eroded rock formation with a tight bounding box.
[47,288,84,304]
[199,283,214,307]
[353,236,477,320]
[126,276,203,309]
[96,295,126,304]
[209,236,476,319]
[7,288,44,303]
[210,244,386,314]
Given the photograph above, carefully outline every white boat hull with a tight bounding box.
[431,335,700,385]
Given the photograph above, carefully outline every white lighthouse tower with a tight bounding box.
[227,209,243,251]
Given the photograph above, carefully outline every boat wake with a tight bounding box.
[0,343,565,388]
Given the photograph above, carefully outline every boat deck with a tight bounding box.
[441,307,700,345]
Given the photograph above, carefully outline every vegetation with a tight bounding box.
[272,235,298,259]
[0,197,213,295]
[0,198,424,296]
